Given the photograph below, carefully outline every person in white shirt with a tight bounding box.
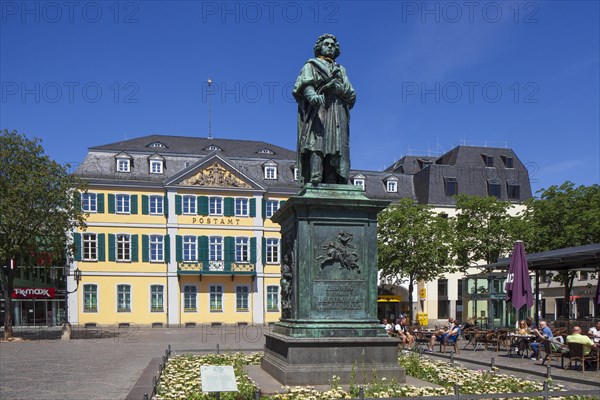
[588,321,600,342]
[383,318,393,334]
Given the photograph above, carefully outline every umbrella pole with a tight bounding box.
[535,270,540,326]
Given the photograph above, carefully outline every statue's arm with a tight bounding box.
[293,63,325,106]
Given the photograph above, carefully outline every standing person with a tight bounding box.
[293,33,356,185]
[530,320,553,360]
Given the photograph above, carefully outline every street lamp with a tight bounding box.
[61,263,80,340]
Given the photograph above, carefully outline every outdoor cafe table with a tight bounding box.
[412,330,435,351]
[506,333,536,358]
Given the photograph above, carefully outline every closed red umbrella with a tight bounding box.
[505,241,534,311]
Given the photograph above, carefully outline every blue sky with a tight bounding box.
[1,0,598,194]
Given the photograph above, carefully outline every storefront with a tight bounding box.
[0,287,65,327]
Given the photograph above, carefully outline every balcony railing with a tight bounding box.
[177,261,256,277]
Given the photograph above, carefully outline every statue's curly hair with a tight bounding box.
[313,33,341,59]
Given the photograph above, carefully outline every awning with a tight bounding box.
[377,295,402,303]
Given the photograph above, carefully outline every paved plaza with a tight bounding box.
[1,326,598,399]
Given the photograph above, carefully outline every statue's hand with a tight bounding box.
[307,93,325,106]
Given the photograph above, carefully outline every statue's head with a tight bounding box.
[313,33,340,59]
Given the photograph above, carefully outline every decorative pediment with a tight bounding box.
[179,161,252,188]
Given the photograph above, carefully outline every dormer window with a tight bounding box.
[501,156,514,168]
[386,180,397,193]
[148,142,166,148]
[205,145,222,151]
[487,179,501,198]
[444,177,458,196]
[263,161,278,180]
[482,154,494,167]
[259,148,274,155]
[150,160,163,174]
[417,159,433,170]
[116,158,130,172]
[507,182,521,200]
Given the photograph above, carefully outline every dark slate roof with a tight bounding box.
[90,134,296,160]
[351,170,416,202]
[384,156,438,175]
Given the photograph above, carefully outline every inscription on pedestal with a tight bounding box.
[313,281,366,316]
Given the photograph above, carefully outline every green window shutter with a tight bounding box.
[249,198,256,217]
[250,237,257,263]
[175,235,182,262]
[73,233,82,261]
[164,235,170,263]
[261,199,266,219]
[74,192,82,211]
[261,237,266,264]
[224,197,234,217]
[131,234,139,262]
[164,195,169,217]
[175,195,182,215]
[97,194,105,213]
[198,196,209,216]
[108,194,116,214]
[131,195,138,214]
[142,195,149,215]
[108,234,116,261]
[279,200,286,208]
[98,234,106,261]
[142,235,149,262]
[224,236,234,270]
[199,236,209,263]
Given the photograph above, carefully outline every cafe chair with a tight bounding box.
[540,338,569,368]
[565,342,597,372]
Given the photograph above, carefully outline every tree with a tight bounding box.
[451,194,524,269]
[0,130,86,338]
[523,182,600,318]
[377,198,452,323]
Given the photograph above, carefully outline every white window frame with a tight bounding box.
[353,179,365,190]
[236,285,250,312]
[150,285,164,312]
[209,196,223,216]
[116,194,131,214]
[235,198,249,217]
[116,234,131,262]
[293,167,299,181]
[235,237,249,263]
[150,159,163,174]
[81,193,97,213]
[82,233,98,261]
[209,285,223,312]
[265,200,279,218]
[150,235,164,262]
[266,238,280,264]
[264,166,277,180]
[149,195,163,215]
[117,284,131,312]
[183,285,197,312]
[83,284,98,312]
[182,195,196,215]
[266,285,279,311]
[386,180,397,193]
[116,158,130,173]
[183,235,197,262]
[209,236,223,261]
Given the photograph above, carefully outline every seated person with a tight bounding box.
[462,317,476,331]
[383,318,393,335]
[530,320,553,359]
[395,317,414,349]
[588,321,600,343]
[517,320,529,335]
[567,326,596,356]
[426,320,460,353]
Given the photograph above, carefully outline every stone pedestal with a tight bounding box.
[261,184,404,385]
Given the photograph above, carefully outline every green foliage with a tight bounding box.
[451,194,523,267]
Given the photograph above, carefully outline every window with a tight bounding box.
[265,200,279,218]
[150,235,164,262]
[82,193,97,212]
[444,177,458,196]
[501,156,514,168]
[183,285,197,311]
[205,145,222,151]
[83,284,97,312]
[266,238,279,264]
[235,198,249,216]
[117,285,131,312]
[83,233,98,261]
[482,155,494,167]
[116,194,131,214]
[487,180,501,198]
[209,197,223,215]
[353,179,365,190]
[210,285,223,311]
[210,237,223,261]
[264,166,277,179]
[236,286,250,311]
[507,183,521,200]
[267,285,279,311]
[149,142,165,148]
[116,234,131,262]
[150,160,163,174]
[438,279,448,297]
[117,158,130,172]
[386,180,397,193]
[293,167,299,181]
[235,237,249,262]
[150,285,164,312]
[579,271,589,281]
[259,148,274,154]
[149,196,163,215]
[183,195,196,214]
[183,236,197,262]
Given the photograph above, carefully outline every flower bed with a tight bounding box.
[155,352,594,400]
